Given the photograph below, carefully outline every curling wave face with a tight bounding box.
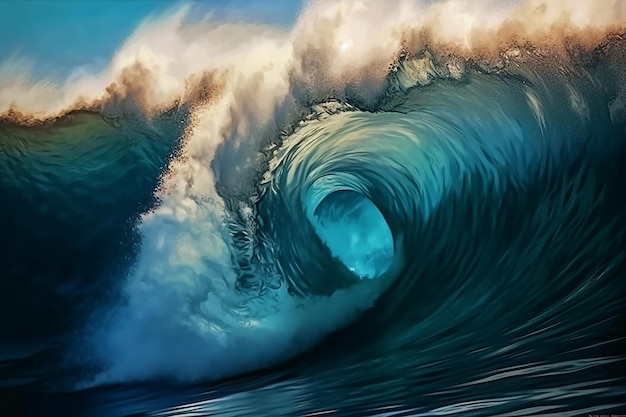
[1,0,626,415]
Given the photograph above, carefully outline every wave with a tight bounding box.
[1,1,626,412]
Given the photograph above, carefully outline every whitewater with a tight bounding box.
[1,0,625,416]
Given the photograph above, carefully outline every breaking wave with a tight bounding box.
[1,0,625,415]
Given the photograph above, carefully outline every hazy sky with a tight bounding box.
[0,0,301,79]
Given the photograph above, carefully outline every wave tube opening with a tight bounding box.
[307,189,394,279]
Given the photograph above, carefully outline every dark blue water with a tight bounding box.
[1,26,626,417]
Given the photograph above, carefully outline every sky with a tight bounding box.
[0,0,302,80]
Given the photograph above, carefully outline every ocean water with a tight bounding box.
[1,1,625,416]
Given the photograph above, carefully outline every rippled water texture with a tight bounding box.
[1,0,625,416]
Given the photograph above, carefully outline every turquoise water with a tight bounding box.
[1,2,625,416]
